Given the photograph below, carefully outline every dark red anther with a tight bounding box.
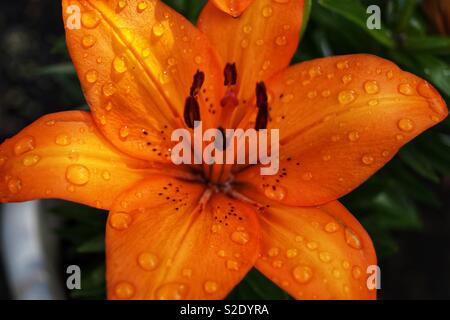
[184,96,200,128]
[190,70,205,97]
[224,63,237,86]
[256,81,268,109]
[255,106,269,131]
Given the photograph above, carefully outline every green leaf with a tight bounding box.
[318,0,395,48]
[77,235,105,253]
[299,0,313,41]
[403,36,450,55]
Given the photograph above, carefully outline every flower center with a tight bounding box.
[182,65,270,186]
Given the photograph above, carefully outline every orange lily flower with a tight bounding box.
[0,0,448,300]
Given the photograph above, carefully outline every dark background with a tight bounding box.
[0,0,449,300]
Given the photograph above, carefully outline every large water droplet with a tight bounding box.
[398,83,414,96]
[85,70,98,84]
[137,252,158,271]
[338,90,357,105]
[82,35,96,48]
[226,260,240,271]
[119,126,130,139]
[113,56,128,73]
[22,154,41,167]
[397,118,414,132]
[286,248,298,258]
[292,265,313,283]
[364,80,379,94]
[155,283,188,300]
[109,212,132,230]
[14,136,35,155]
[137,0,148,12]
[324,221,339,233]
[345,227,362,249]
[152,23,165,37]
[66,164,90,185]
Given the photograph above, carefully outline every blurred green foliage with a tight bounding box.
[44,0,450,299]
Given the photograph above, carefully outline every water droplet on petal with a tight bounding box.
[272,260,283,268]
[275,35,287,46]
[352,266,362,279]
[226,260,240,271]
[319,251,332,263]
[398,118,414,132]
[114,282,135,299]
[338,90,357,105]
[243,25,252,34]
[7,177,22,194]
[293,265,313,283]
[156,283,188,300]
[109,212,132,230]
[14,136,35,155]
[66,164,90,185]
[286,248,298,258]
[364,80,379,94]
[361,155,374,165]
[204,281,218,294]
[398,83,414,96]
[85,70,98,84]
[22,154,41,167]
[345,227,362,249]
[82,35,96,48]
[113,56,127,73]
[119,126,130,139]
[55,134,71,146]
[264,185,287,201]
[324,221,339,233]
[268,247,280,257]
[348,131,360,142]
[231,230,250,245]
[262,6,273,17]
[306,241,318,250]
[102,82,116,97]
[152,23,165,37]
[137,0,148,12]
[102,171,111,181]
[137,252,158,271]
[81,12,100,29]
[0,156,7,167]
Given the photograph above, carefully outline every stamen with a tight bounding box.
[224,63,237,86]
[184,96,200,128]
[184,70,204,128]
[255,82,269,130]
[190,70,205,97]
[256,81,268,109]
[255,107,268,130]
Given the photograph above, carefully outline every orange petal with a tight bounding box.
[198,0,304,125]
[0,111,160,210]
[236,54,448,206]
[106,176,260,300]
[210,0,254,17]
[63,0,224,161]
[255,200,377,300]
